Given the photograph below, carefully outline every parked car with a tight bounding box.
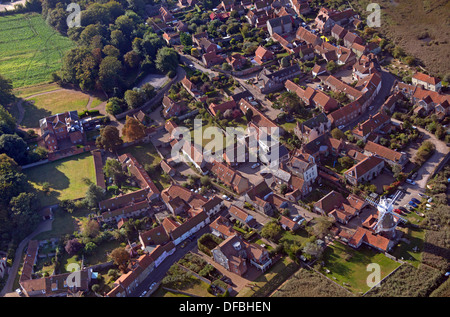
[408,201,418,208]
[251,163,260,169]
[399,206,409,213]
[338,125,345,130]
[139,290,147,297]
[411,172,418,179]
[411,198,421,204]
[405,179,416,185]
[427,197,433,203]
[393,208,403,215]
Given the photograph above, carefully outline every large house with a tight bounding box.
[211,234,272,276]
[39,111,84,152]
[314,7,358,34]
[294,112,332,143]
[363,141,408,169]
[344,155,385,186]
[314,191,367,224]
[254,64,303,94]
[266,15,293,36]
[210,160,250,194]
[412,72,442,92]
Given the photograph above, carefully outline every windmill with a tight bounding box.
[369,190,407,239]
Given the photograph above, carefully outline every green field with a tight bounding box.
[24,152,96,206]
[20,89,94,128]
[0,13,74,88]
[320,242,402,294]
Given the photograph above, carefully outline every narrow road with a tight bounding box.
[0,218,54,296]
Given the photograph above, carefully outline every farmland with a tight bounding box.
[0,13,74,88]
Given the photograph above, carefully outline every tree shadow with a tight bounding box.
[20,99,53,129]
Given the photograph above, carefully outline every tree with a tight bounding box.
[280,183,288,195]
[155,47,179,73]
[122,116,146,142]
[326,60,338,74]
[123,50,141,69]
[99,56,123,94]
[302,241,323,260]
[0,75,14,105]
[84,183,106,208]
[245,108,253,122]
[261,221,282,241]
[124,89,144,109]
[338,156,354,169]
[9,192,40,237]
[103,158,127,187]
[331,127,345,140]
[106,97,126,115]
[0,134,28,165]
[0,154,28,208]
[96,126,123,152]
[309,216,334,239]
[109,247,130,271]
[0,105,16,134]
[81,219,100,238]
[65,238,83,256]
[180,32,193,47]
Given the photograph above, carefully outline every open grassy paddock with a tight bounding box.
[0,13,74,88]
[19,89,96,128]
[320,241,402,294]
[24,152,96,206]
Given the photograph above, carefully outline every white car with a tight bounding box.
[251,163,260,169]
[338,125,345,130]
[139,290,147,297]
[405,179,416,185]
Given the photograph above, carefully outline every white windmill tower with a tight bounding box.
[369,191,407,239]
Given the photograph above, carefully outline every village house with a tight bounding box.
[228,205,257,228]
[363,141,408,169]
[351,111,391,142]
[211,234,272,276]
[39,111,84,152]
[162,94,187,119]
[162,32,180,45]
[293,112,332,143]
[202,51,225,68]
[313,190,367,224]
[344,155,385,186]
[181,76,202,99]
[314,7,357,34]
[210,215,237,239]
[279,215,300,231]
[253,45,275,65]
[266,15,293,36]
[226,53,248,71]
[411,72,442,92]
[210,160,250,194]
[254,64,303,94]
[161,184,208,215]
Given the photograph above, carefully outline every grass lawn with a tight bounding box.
[118,141,172,190]
[20,89,92,128]
[153,276,215,297]
[391,226,425,268]
[0,13,74,88]
[118,142,161,167]
[190,121,230,152]
[279,229,310,246]
[320,241,401,295]
[237,257,300,297]
[13,82,61,98]
[24,152,96,206]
